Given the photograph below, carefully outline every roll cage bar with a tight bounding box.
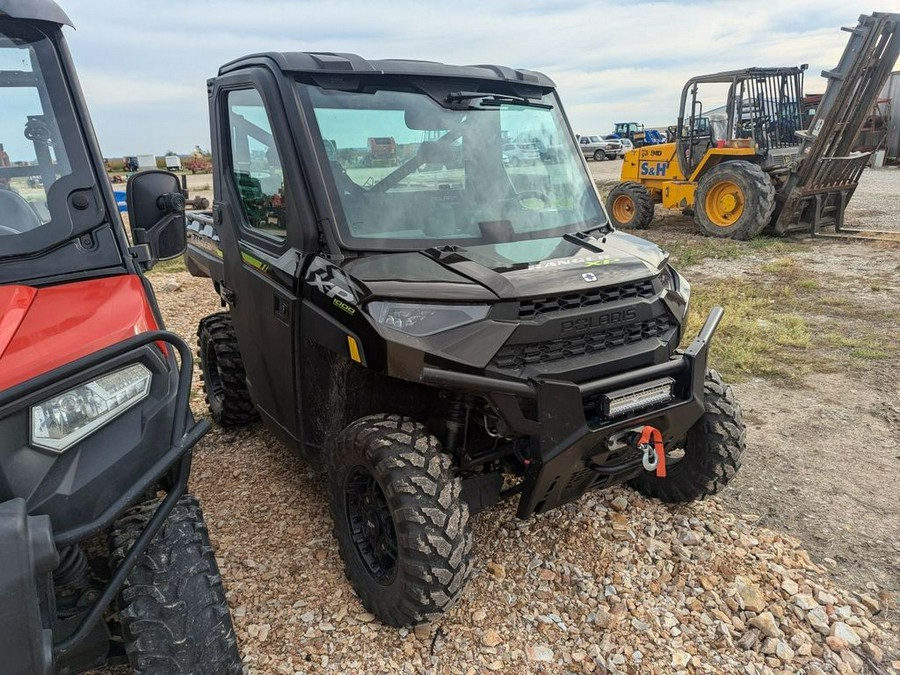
[675,66,807,174]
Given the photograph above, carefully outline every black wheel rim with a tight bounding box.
[345,467,398,585]
[202,337,225,407]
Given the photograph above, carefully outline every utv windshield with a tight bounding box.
[299,81,607,250]
[0,21,90,253]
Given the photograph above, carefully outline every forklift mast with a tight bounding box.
[772,12,900,234]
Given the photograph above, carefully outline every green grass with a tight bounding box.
[684,277,812,381]
[820,332,897,361]
[146,258,186,275]
[660,236,802,268]
[685,257,898,381]
[850,346,893,360]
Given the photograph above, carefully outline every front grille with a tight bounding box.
[492,316,675,370]
[518,279,656,320]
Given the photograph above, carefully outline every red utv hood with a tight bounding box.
[0,276,158,392]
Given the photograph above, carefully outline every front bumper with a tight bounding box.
[423,307,723,518]
[0,331,209,671]
[0,499,57,675]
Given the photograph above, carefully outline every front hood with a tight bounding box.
[0,276,158,392]
[345,231,668,301]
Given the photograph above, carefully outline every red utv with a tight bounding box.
[0,2,240,673]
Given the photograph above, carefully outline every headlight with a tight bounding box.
[658,265,690,301]
[675,270,691,309]
[367,301,489,337]
[658,266,676,291]
[658,265,691,321]
[31,363,152,452]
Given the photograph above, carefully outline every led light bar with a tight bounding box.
[601,377,675,418]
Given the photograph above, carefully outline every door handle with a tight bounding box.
[273,291,290,324]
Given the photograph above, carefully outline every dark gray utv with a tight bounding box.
[177,49,746,627]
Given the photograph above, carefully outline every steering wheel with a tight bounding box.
[0,189,42,234]
[516,190,551,210]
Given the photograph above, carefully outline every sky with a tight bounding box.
[56,0,894,157]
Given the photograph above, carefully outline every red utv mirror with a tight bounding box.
[126,170,186,267]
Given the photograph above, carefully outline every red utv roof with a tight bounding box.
[0,0,73,27]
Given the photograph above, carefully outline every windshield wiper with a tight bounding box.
[445,91,552,110]
[573,217,614,236]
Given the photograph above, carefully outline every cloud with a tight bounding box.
[78,72,196,107]
[58,0,893,155]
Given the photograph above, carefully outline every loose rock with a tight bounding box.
[672,650,691,668]
[610,496,629,512]
[679,530,702,546]
[781,578,799,596]
[794,593,819,611]
[830,622,861,647]
[525,645,554,662]
[734,577,767,613]
[858,593,881,614]
[749,612,781,638]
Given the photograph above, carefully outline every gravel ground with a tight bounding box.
[133,263,900,674]
[842,167,900,233]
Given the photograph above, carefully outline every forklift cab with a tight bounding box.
[675,67,806,175]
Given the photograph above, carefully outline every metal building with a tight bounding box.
[881,71,900,164]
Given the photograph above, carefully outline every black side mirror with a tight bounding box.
[126,170,186,268]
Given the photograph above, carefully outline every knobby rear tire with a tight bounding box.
[197,312,258,426]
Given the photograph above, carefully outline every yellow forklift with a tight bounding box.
[607,12,900,240]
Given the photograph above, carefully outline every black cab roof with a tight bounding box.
[218,51,555,88]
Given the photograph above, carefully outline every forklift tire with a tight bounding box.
[328,414,473,627]
[109,495,241,675]
[606,182,655,230]
[197,312,258,426]
[628,369,745,503]
[694,160,775,240]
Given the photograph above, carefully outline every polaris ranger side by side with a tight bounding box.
[182,51,746,626]
[0,2,240,673]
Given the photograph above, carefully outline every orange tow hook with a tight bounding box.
[638,425,666,478]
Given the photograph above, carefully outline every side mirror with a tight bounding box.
[126,170,186,267]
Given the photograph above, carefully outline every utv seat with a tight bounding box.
[0,189,42,235]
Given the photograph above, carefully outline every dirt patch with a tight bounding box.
[727,372,900,596]
[665,236,900,599]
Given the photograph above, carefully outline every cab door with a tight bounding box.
[211,70,313,445]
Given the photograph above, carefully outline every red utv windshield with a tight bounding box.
[0,20,91,255]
